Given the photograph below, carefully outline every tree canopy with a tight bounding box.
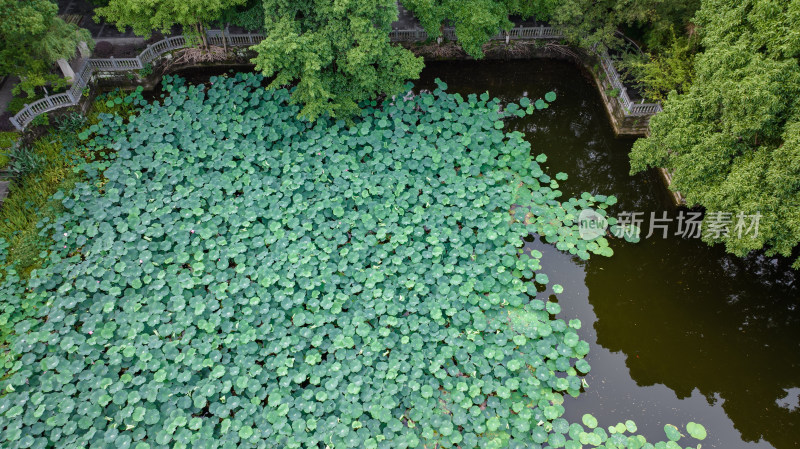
[250,0,423,121]
[95,0,246,39]
[0,0,92,97]
[630,0,800,267]
[402,0,558,58]
[550,0,700,52]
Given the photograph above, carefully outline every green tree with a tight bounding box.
[551,0,700,52]
[618,28,699,101]
[251,0,424,121]
[630,0,800,267]
[403,0,558,58]
[0,0,92,97]
[95,0,246,44]
[219,0,264,32]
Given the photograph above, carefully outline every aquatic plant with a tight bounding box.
[0,73,704,449]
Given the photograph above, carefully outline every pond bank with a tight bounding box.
[403,41,652,136]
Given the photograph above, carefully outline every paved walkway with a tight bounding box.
[0,77,18,119]
[0,182,8,205]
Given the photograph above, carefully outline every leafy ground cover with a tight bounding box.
[0,73,703,448]
[0,131,18,167]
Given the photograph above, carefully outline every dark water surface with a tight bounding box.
[417,60,800,449]
[165,61,800,448]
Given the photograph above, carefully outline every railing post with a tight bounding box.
[9,114,23,131]
[110,56,118,69]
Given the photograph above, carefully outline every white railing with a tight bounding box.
[386,25,564,42]
[9,32,243,130]
[506,26,563,39]
[389,29,429,42]
[598,50,661,116]
[10,27,660,130]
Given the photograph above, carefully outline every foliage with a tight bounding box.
[251,0,424,121]
[0,0,93,97]
[630,0,800,268]
[0,73,703,448]
[95,0,246,40]
[4,142,46,178]
[0,132,16,149]
[29,112,50,128]
[219,0,265,32]
[139,63,154,78]
[551,0,700,53]
[621,0,701,52]
[618,28,699,101]
[53,112,89,133]
[402,0,558,58]
[0,132,19,168]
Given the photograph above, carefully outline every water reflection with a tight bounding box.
[777,388,800,412]
[418,60,800,448]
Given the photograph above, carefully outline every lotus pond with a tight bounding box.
[0,68,702,449]
[0,59,796,449]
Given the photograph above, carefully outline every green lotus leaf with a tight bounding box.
[686,422,706,440]
[575,359,591,373]
[582,413,598,429]
[664,424,682,441]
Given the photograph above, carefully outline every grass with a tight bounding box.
[0,131,19,168]
[0,136,79,278]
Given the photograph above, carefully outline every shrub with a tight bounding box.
[0,132,19,168]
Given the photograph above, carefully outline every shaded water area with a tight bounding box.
[416,60,800,449]
[164,61,800,448]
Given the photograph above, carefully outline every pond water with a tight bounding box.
[416,60,800,449]
[164,61,800,448]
